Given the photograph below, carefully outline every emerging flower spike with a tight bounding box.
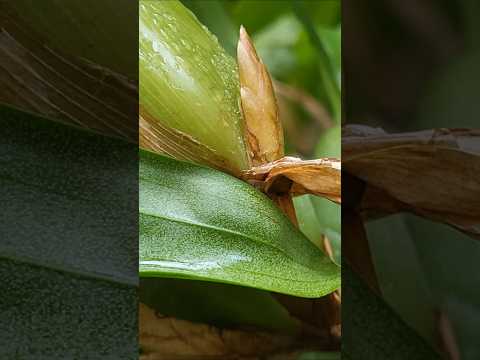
[237,26,284,166]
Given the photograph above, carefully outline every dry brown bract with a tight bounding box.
[238,26,284,167]
[139,303,294,360]
[242,157,341,204]
[343,125,480,238]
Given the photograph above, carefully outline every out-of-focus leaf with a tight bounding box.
[317,26,341,93]
[0,2,137,141]
[405,216,480,359]
[294,196,323,247]
[293,2,340,119]
[418,51,480,130]
[254,15,303,78]
[0,105,137,358]
[228,0,340,35]
[366,215,436,344]
[417,0,480,131]
[316,125,340,158]
[3,0,137,79]
[293,195,340,265]
[343,126,480,238]
[345,125,480,355]
[298,352,340,360]
[444,298,480,360]
[139,150,340,298]
[181,0,238,55]
[228,0,291,34]
[343,263,440,359]
[306,0,341,28]
[139,278,299,334]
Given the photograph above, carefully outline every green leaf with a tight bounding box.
[139,0,249,173]
[140,278,299,334]
[139,150,340,298]
[315,125,340,158]
[294,195,324,248]
[228,0,292,34]
[293,2,340,120]
[343,263,440,359]
[294,196,341,265]
[366,215,436,345]
[181,0,238,56]
[227,0,340,35]
[298,352,340,360]
[0,105,137,357]
[405,216,480,359]
[254,15,304,78]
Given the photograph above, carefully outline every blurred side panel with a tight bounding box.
[343,0,479,358]
[0,0,138,358]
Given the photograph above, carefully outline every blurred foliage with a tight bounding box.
[345,0,480,357]
[140,278,299,334]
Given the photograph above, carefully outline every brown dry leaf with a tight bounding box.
[0,11,138,142]
[242,156,341,204]
[238,26,284,166]
[139,303,295,360]
[343,125,480,238]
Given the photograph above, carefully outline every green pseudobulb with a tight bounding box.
[140,0,249,173]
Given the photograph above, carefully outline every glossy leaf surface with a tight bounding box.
[139,150,340,298]
[139,0,249,174]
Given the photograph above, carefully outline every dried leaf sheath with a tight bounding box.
[237,26,284,166]
[0,22,137,141]
[139,303,294,358]
[344,126,480,238]
[139,109,240,176]
[243,157,341,204]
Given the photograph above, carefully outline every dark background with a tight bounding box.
[343,0,480,358]
[0,0,138,358]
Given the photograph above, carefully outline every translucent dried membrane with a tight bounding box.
[139,0,249,173]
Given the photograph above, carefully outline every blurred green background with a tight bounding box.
[344,0,480,358]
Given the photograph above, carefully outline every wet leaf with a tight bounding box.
[139,150,340,298]
[181,0,238,56]
[139,0,249,174]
